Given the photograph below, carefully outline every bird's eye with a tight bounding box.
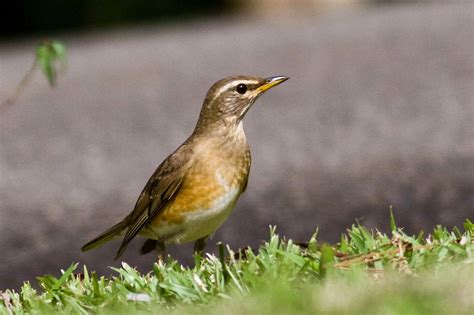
[236,83,248,94]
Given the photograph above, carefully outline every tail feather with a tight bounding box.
[81,222,124,252]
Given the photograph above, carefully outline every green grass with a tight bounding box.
[1,215,473,314]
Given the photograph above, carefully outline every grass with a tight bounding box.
[1,213,473,314]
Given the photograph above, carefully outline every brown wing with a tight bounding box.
[114,142,192,260]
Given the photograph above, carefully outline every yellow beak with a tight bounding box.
[256,76,289,93]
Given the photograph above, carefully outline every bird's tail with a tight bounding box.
[81,221,124,252]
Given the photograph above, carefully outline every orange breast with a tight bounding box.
[155,171,226,225]
[150,153,250,227]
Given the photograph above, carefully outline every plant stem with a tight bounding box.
[0,58,38,113]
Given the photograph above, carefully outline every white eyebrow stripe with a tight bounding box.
[214,79,260,97]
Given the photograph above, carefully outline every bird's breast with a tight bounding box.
[144,136,251,242]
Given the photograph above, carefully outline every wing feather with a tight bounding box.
[113,143,192,260]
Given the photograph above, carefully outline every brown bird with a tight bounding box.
[81,75,289,261]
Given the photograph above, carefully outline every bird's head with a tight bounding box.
[195,75,289,132]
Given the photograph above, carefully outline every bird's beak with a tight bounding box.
[256,76,289,93]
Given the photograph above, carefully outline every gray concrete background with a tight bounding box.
[1,2,473,289]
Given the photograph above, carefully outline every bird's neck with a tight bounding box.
[194,116,246,139]
[191,120,248,155]
[190,120,250,191]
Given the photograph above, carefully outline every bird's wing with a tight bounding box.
[114,143,192,260]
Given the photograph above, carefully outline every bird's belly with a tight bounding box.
[142,186,241,244]
[174,187,240,243]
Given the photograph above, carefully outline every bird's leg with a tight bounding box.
[155,240,166,263]
[193,236,208,257]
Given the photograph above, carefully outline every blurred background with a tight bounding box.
[1,0,473,289]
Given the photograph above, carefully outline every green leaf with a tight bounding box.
[464,219,474,234]
[217,242,229,283]
[91,272,100,296]
[389,205,397,232]
[307,231,319,254]
[35,40,67,87]
[52,263,78,291]
[453,226,462,239]
[339,234,349,253]
[358,225,375,249]
[437,247,449,262]
[319,244,335,278]
[36,44,55,86]
[51,41,67,64]
[350,230,367,253]
[416,230,425,243]
[37,275,58,290]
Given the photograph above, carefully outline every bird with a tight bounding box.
[81,75,289,262]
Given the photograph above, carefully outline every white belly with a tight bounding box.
[151,187,239,244]
[172,187,240,244]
